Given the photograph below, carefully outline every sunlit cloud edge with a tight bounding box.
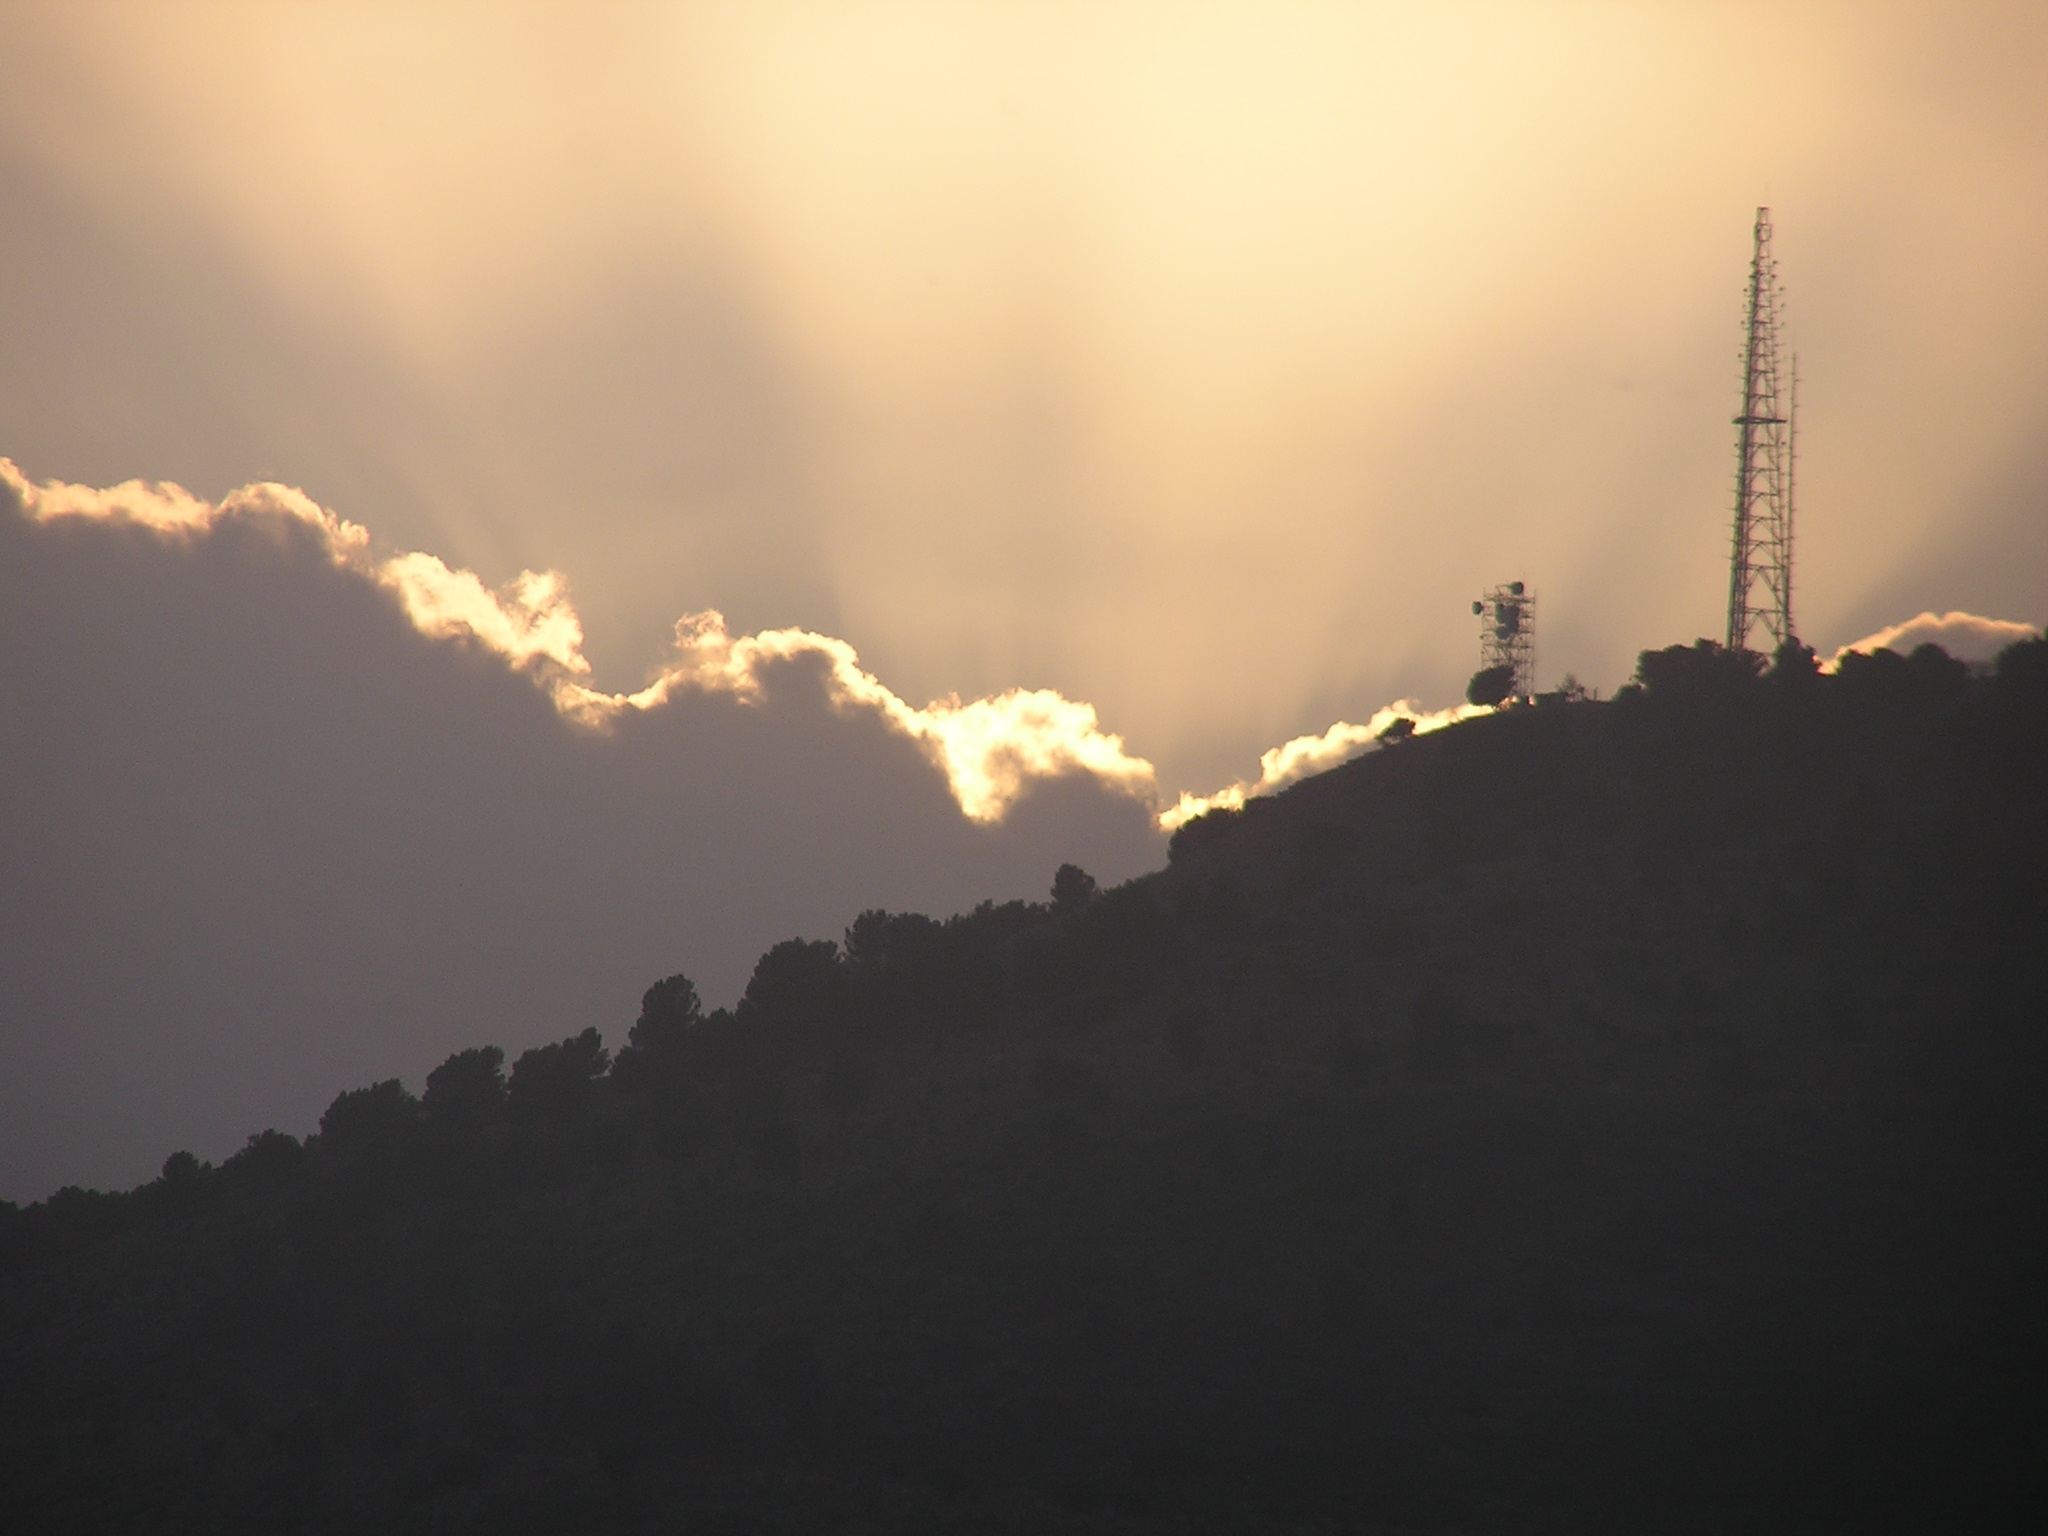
[1822,610,2040,672]
[11,462,2035,841]
[0,461,1173,826]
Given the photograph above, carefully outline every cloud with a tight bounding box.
[2,459,1157,823]
[1824,610,2041,671]
[1,455,1528,844]
[4,456,599,682]
[0,461,1173,1201]
[1159,701,1492,831]
[584,612,1158,823]
[382,556,592,679]
[9,459,368,549]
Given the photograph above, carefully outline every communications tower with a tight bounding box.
[1726,207,1797,653]
[1473,581,1535,701]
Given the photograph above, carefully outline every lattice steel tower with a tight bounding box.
[1473,581,1535,700]
[1726,207,1797,653]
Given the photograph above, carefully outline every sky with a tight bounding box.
[2,1,2043,1198]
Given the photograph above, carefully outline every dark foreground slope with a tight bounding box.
[3,639,2045,1535]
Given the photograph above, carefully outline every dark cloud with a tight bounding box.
[0,486,1162,1201]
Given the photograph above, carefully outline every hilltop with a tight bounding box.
[3,636,2044,1534]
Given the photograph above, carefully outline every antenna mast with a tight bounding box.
[1725,207,1796,652]
[1473,582,1535,702]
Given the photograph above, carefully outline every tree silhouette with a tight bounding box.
[1768,638,1821,688]
[1994,632,2048,699]
[1833,645,1913,699]
[636,974,703,1037]
[1052,863,1098,916]
[1550,673,1591,703]
[507,1029,609,1125]
[843,909,943,975]
[612,977,704,1099]
[317,1078,419,1157]
[1467,663,1516,707]
[741,939,844,1028]
[423,1045,507,1134]
[223,1129,305,1186]
[1906,641,1969,701]
[1632,638,1767,702]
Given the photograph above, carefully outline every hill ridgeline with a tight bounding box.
[3,635,2044,1534]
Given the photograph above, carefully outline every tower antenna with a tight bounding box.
[1785,354,1798,639]
[1472,581,1535,703]
[1725,208,1795,652]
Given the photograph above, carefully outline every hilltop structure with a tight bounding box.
[1473,581,1535,703]
[1726,207,1797,652]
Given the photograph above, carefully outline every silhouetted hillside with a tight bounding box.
[3,636,2044,1535]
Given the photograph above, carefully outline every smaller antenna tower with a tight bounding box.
[1473,581,1535,701]
[1726,207,1796,652]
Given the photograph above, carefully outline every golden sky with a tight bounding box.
[3,1,2043,791]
